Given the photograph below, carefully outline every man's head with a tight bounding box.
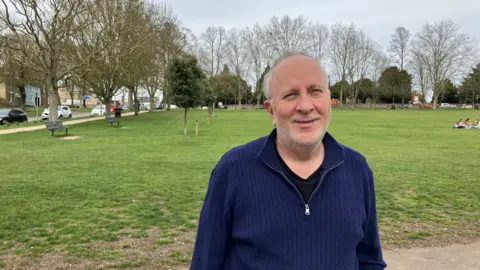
[263,52,331,147]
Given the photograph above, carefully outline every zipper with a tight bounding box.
[264,162,308,214]
[304,161,344,215]
[264,160,344,216]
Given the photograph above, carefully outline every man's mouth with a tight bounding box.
[294,119,317,124]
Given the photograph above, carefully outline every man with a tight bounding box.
[190,52,386,270]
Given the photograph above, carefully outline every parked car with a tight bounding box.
[440,103,456,108]
[41,106,72,120]
[0,108,28,125]
[91,105,107,116]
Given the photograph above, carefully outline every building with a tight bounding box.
[57,86,98,107]
[0,79,22,107]
[25,85,42,107]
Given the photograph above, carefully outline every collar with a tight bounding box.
[256,128,346,171]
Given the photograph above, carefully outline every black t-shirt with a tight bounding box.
[276,150,324,204]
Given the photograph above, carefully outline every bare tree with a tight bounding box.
[388,27,410,70]
[410,20,477,108]
[0,0,89,120]
[243,24,265,108]
[307,22,329,64]
[347,29,376,107]
[409,49,430,106]
[198,26,226,77]
[225,27,251,107]
[389,26,411,106]
[73,0,142,116]
[184,30,200,59]
[263,15,310,58]
[155,3,188,111]
[328,22,358,108]
[370,48,390,108]
[141,1,186,112]
[198,26,227,116]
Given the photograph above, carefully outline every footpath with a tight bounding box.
[174,241,480,270]
[0,111,146,135]
[382,241,480,270]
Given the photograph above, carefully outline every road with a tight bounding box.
[27,111,91,121]
[1,111,146,135]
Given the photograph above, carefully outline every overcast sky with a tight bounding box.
[162,0,480,50]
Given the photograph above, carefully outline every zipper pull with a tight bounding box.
[305,204,310,216]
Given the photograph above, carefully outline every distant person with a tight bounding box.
[190,51,386,270]
[465,118,473,129]
[474,119,479,128]
[454,119,465,128]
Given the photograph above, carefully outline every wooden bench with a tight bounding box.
[45,120,71,136]
[106,115,120,127]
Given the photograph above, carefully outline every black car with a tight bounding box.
[0,108,28,125]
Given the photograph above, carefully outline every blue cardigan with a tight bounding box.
[190,129,387,270]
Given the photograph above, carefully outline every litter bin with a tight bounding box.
[114,106,122,117]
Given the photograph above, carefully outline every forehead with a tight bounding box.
[270,56,326,90]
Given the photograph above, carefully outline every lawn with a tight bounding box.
[0,108,479,269]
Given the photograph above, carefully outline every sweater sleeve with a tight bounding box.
[190,162,232,270]
[357,162,387,270]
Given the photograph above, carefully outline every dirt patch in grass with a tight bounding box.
[58,136,81,140]
[380,219,480,250]
[0,228,195,270]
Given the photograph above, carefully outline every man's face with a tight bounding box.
[264,55,331,147]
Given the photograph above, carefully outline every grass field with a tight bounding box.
[0,108,479,269]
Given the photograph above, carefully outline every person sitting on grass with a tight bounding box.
[454,119,465,128]
[474,119,479,129]
[465,118,473,129]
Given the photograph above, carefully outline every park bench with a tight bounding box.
[45,120,71,136]
[106,115,120,127]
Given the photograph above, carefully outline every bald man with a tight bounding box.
[190,51,386,270]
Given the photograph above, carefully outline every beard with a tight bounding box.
[277,118,330,147]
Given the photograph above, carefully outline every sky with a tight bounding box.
[162,0,480,52]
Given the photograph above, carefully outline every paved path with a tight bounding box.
[0,111,146,135]
[383,241,480,269]
[173,242,480,270]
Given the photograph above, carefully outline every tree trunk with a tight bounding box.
[47,77,59,121]
[128,88,133,110]
[184,107,188,135]
[401,80,405,107]
[132,85,139,116]
[82,78,87,109]
[433,95,439,109]
[104,96,112,116]
[48,93,58,121]
[339,88,344,109]
[208,104,213,116]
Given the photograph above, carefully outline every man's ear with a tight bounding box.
[264,99,276,126]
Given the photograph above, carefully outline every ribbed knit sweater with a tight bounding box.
[190,129,387,270]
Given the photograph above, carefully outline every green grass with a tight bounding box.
[0,108,479,268]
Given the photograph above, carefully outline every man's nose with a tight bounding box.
[296,94,314,113]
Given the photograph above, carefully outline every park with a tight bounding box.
[0,107,479,269]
